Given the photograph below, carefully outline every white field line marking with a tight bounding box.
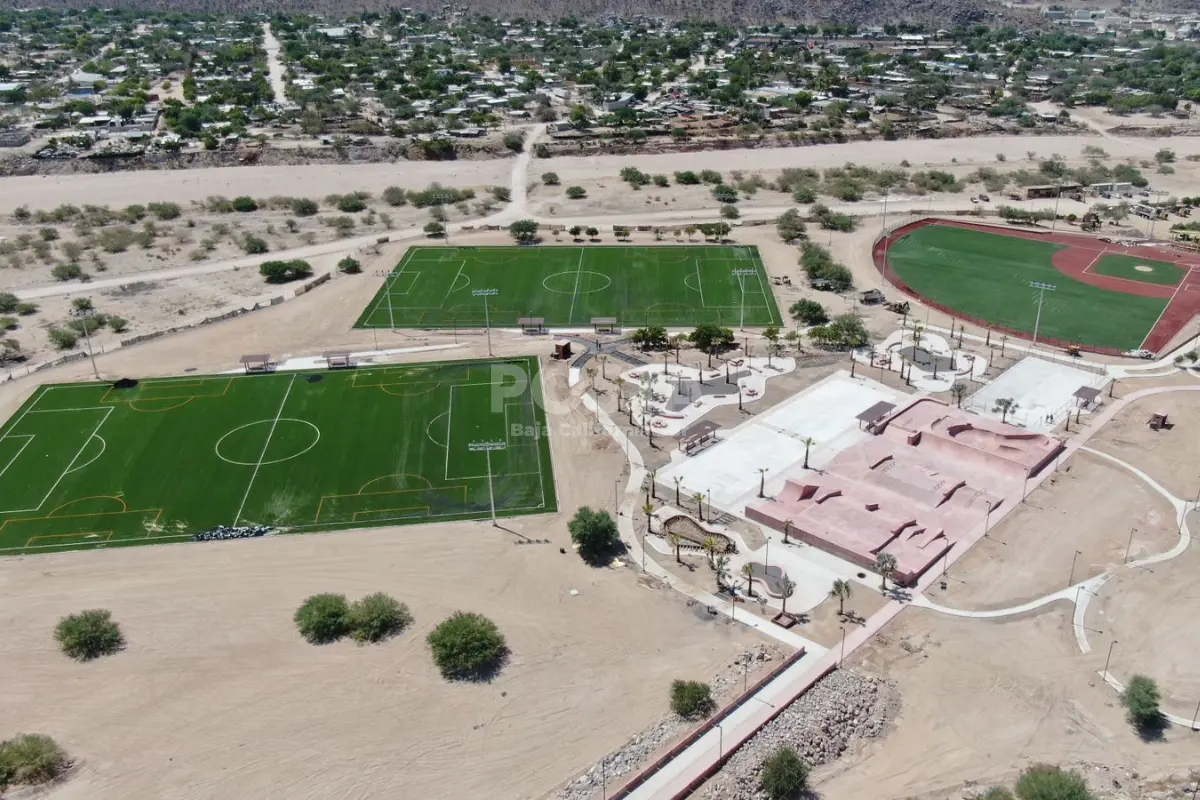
[0,435,34,484]
[0,386,49,446]
[66,435,106,474]
[442,260,467,306]
[695,259,707,308]
[1140,269,1193,349]
[232,378,295,525]
[752,254,780,325]
[4,406,113,515]
[566,247,586,324]
[366,250,417,324]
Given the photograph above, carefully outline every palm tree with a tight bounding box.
[780,577,796,616]
[993,397,1018,424]
[829,578,853,616]
[910,322,924,360]
[667,531,684,563]
[585,366,597,389]
[671,334,686,363]
[714,555,730,591]
[643,501,656,534]
[614,376,625,412]
[647,469,657,500]
[598,354,609,380]
[693,492,705,522]
[674,476,683,506]
[701,536,719,568]
[738,384,744,412]
[763,326,780,367]
[757,467,768,498]
[741,562,755,597]
[950,382,968,408]
[782,519,793,545]
[875,553,898,591]
[801,437,815,470]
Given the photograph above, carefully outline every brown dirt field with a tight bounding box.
[815,606,1200,799]
[1086,388,1200,502]
[1088,534,1200,718]
[931,450,1177,611]
[0,384,767,800]
[790,591,890,650]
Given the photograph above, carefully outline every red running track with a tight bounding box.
[873,218,1200,355]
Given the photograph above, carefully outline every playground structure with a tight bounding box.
[658,513,737,554]
[856,328,987,393]
[746,398,1064,585]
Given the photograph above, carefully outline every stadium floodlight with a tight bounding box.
[732,268,757,330]
[77,308,100,380]
[469,440,507,524]
[473,288,499,356]
[1029,281,1057,348]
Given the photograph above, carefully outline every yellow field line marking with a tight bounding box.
[356,473,434,494]
[46,495,128,517]
[352,506,430,521]
[25,530,113,547]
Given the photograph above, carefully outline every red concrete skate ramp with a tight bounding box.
[746,398,1062,584]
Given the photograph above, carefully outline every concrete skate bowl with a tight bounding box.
[661,514,737,553]
[748,562,790,597]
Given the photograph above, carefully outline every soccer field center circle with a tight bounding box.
[541,270,613,294]
[215,419,322,466]
[1135,265,1153,273]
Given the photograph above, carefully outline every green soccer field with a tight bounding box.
[1090,253,1187,287]
[885,225,1168,351]
[0,358,556,555]
[355,245,783,329]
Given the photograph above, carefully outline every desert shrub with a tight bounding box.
[790,299,829,325]
[674,170,700,185]
[259,259,312,283]
[0,733,70,788]
[242,234,268,255]
[653,174,670,187]
[566,186,587,199]
[1122,674,1164,732]
[1014,764,1094,800]
[760,745,810,800]
[568,506,620,564]
[382,186,408,206]
[0,292,16,313]
[407,184,474,208]
[38,227,59,241]
[55,609,124,661]
[427,611,508,680]
[711,184,739,203]
[981,789,1016,800]
[338,256,362,274]
[325,215,356,237]
[107,315,129,333]
[541,172,560,186]
[337,194,367,213]
[669,679,714,719]
[503,132,525,152]
[720,204,740,219]
[97,227,136,253]
[424,221,446,238]
[294,593,351,644]
[231,195,258,213]
[205,195,235,213]
[51,263,85,282]
[292,198,319,217]
[699,169,723,184]
[47,327,77,350]
[348,592,413,643]
[122,204,147,223]
[490,186,511,202]
[148,202,182,220]
[793,186,818,204]
[0,316,16,331]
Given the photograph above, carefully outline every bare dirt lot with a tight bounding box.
[0,371,766,800]
[1087,388,1200,501]
[931,449,1177,611]
[1089,532,1200,718]
[815,606,1200,799]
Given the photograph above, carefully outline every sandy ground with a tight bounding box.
[815,606,1200,799]
[930,449,1178,611]
[0,325,767,800]
[1086,388,1200,502]
[1089,532,1200,718]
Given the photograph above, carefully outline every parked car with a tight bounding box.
[1123,348,1156,360]
[978,194,990,202]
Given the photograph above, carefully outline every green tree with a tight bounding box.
[1122,674,1164,732]
[542,172,560,186]
[993,397,1018,424]
[568,506,620,564]
[1014,764,1095,800]
[427,611,508,680]
[760,745,810,800]
[337,194,367,213]
[294,593,351,644]
[231,195,258,213]
[382,186,408,207]
[981,788,1015,800]
[338,257,362,274]
[776,208,807,243]
[258,259,312,283]
[669,679,715,719]
[509,219,539,243]
[55,609,124,661]
[242,234,268,254]
[424,221,446,238]
[875,552,898,590]
[347,592,413,643]
[47,327,77,350]
[829,578,853,616]
[712,184,739,203]
[566,186,587,199]
[291,197,319,216]
[790,299,828,326]
[688,324,735,366]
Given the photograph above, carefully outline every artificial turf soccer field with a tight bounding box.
[355,245,784,329]
[0,358,556,555]
[885,225,1176,351]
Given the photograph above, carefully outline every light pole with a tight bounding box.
[839,625,847,665]
[732,267,755,330]
[473,287,498,356]
[1124,527,1137,564]
[1068,548,1082,586]
[717,722,724,759]
[78,308,100,380]
[1103,639,1118,679]
[1029,281,1056,349]
[1051,183,1062,231]
[468,440,506,525]
[614,479,620,516]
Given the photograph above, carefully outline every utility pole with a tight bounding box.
[473,288,499,356]
[79,308,100,380]
[1029,281,1056,349]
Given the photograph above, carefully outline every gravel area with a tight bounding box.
[554,643,783,800]
[699,668,899,800]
